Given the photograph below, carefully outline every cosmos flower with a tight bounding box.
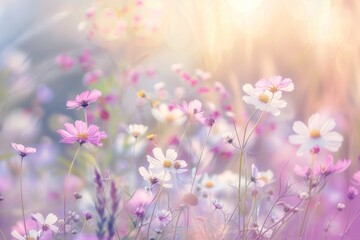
[156,209,172,226]
[179,99,205,124]
[11,229,39,240]
[255,76,294,93]
[55,54,75,71]
[151,103,187,125]
[138,166,172,188]
[11,143,36,157]
[147,147,187,175]
[57,120,107,146]
[251,164,274,188]
[66,89,102,110]
[289,113,343,156]
[242,84,287,116]
[31,213,59,232]
[352,171,360,185]
[128,124,148,139]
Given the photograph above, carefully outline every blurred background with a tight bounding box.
[1,0,360,238]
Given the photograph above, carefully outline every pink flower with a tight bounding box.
[352,171,360,185]
[179,99,205,124]
[55,54,75,71]
[11,143,36,157]
[255,76,294,93]
[294,155,350,178]
[66,89,102,109]
[57,120,107,146]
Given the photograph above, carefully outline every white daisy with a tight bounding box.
[11,230,39,240]
[138,166,173,188]
[128,124,148,139]
[151,103,187,126]
[242,84,287,116]
[147,147,187,175]
[288,113,343,156]
[31,212,59,232]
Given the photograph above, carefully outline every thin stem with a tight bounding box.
[77,221,87,240]
[173,210,182,240]
[19,157,28,238]
[146,184,164,239]
[323,211,339,240]
[244,196,256,239]
[63,145,81,240]
[342,200,351,236]
[176,120,190,153]
[84,108,88,125]
[189,126,212,194]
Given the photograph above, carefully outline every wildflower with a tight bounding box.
[146,133,156,141]
[222,132,235,144]
[135,206,145,219]
[179,99,205,124]
[276,202,302,213]
[151,103,186,126]
[348,186,358,200]
[31,213,59,232]
[251,164,274,188]
[11,143,36,157]
[55,54,74,71]
[128,124,148,139]
[182,193,199,206]
[11,230,39,240]
[73,192,82,200]
[137,90,147,98]
[352,171,360,185]
[289,113,343,156]
[138,166,172,188]
[147,148,187,175]
[66,89,102,109]
[157,209,172,226]
[212,199,223,209]
[255,76,294,93]
[242,84,287,116]
[57,120,107,146]
[337,203,345,211]
[195,69,211,80]
[85,212,93,220]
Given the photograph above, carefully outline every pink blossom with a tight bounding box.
[352,171,360,185]
[255,76,294,93]
[179,99,205,124]
[55,54,75,71]
[11,143,36,157]
[57,120,107,146]
[83,69,103,84]
[66,89,102,109]
[78,49,95,70]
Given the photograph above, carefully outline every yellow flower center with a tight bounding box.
[77,132,89,139]
[174,161,181,169]
[132,131,140,138]
[163,160,172,168]
[258,93,270,103]
[310,129,321,138]
[269,86,278,93]
[137,90,146,98]
[165,114,175,123]
[205,181,214,188]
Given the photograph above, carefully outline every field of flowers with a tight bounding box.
[1,0,360,239]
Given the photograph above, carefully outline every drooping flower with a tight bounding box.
[255,76,294,93]
[66,89,102,110]
[289,113,343,156]
[147,147,187,175]
[11,229,39,240]
[31,213,59,232]
[242,84,287,116]
[128,124,148,139]
[57,120,107,146]
[179,99,205,124]
[138,166,172,188]
[11,143,36,157]
[151,103,187,126]
[251,164,274,188]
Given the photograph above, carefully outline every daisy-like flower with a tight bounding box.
[128,124,148,139]
[147,147,187,175]
[138,166,172,188]
[11,229,39,240]
[251,164,274,188]
[55,54,74,71]
[57,120,107,146]
[179,99,205,124]
[11,143,36,157]
[66,89,102,110]
[255,76,294,93]
[31,213,59,232]
[294,155,350,178]
[157,209,172,226]
[289,113,343,156]
[242,84,287,116]
[151,103,187,126]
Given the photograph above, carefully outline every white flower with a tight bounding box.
[288,113,343,156]
[255,76,294,93]
[157,209,172,226]
[128,124,148,139]
[31,212,59,232]
[11,230,39,240]
[147,147,187,175]
[195,69,211,80]
[151,103,187,125]
[242,84,287,116]
[251,164,274,188]
[138,166,172,188]
[180,99,205,124]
